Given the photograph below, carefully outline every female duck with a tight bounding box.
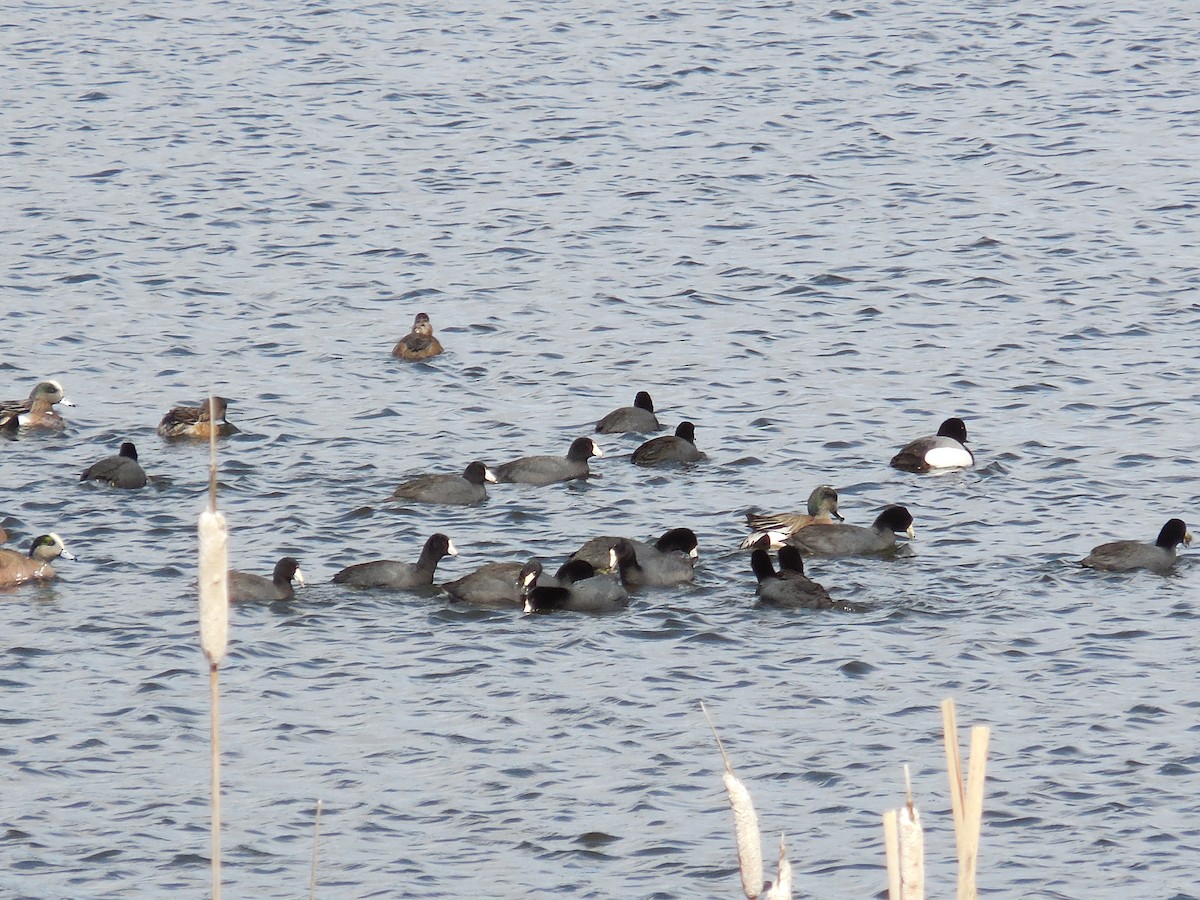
[890,417,973,472]
[392,312,444,360]
[158,396,238,439]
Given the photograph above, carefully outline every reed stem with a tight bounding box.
[957,726,989,900]
[207,395,218,513]
[942,698,989,900]
[883,809,900,899]
[310,799,324,899]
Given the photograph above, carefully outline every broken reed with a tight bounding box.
[883,697,989,900]
[704,697,990,900]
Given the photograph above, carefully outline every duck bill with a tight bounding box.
[905,526,916,540]
[59,397,76,408]
[60,548,77,561]
[446,540,459,557]
[484,468,498,484]
[293,568,307,588]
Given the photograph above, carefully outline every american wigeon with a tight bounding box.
[742,486,844,549]
[0,534,75,587]
[0,380,74,430]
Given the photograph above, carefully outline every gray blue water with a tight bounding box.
[3,0,1200,896]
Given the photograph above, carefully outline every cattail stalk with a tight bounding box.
[198,399,229,899]
[701,701,763,899]
[702,702,793,899]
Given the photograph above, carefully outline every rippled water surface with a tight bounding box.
[4,1,1200,896]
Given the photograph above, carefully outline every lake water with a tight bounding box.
[3,0,1200,896]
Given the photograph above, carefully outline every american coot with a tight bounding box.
[493,437,602,486]
[0,534,75,587]
[631,421,704,466]
[751,545,833,609]
[595,391,662,434]
[442,557,587,606]
[757,543,863,612]
[442,560,525,606]
[228,557,306,602]
[392,312,444,361]
[550,558,596,585]
[742,485,844,549]
[157,396,238,439]
[889,417,974,472]
[570,527,698,586]
[0,380,74,430]
[80,442,147,489]
[332,533,458,588]
[391,461,497,505]
[787,505,915,558]
[522,543,633,613]
[1080,518,1191,574]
